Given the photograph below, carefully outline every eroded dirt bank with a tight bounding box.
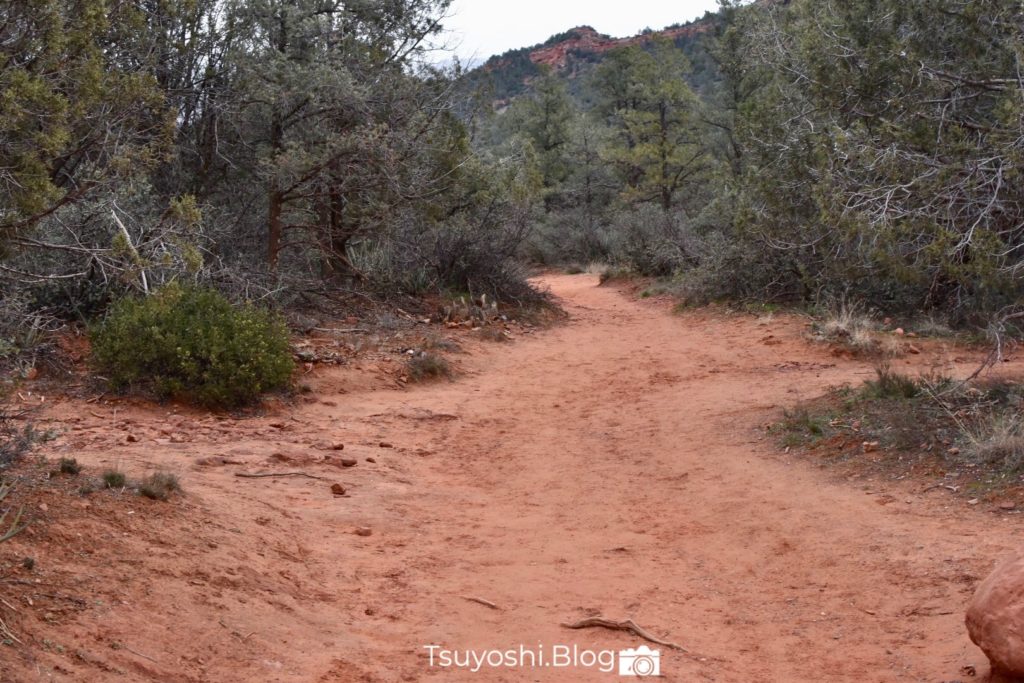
[2,273,1019,682]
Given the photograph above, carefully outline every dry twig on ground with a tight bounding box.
[560,616,688,652]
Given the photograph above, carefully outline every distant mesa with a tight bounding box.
[526,23,713,70]
[468,15,722,105]
[482,21,714,73]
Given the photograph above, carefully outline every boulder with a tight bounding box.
[967,550,1024,679]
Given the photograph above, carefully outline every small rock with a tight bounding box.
[340,458,357,468]
[949,447,961,456]
[330,483,346,496]
[366,457,376,464]
[126,433,139,443]
[863,441,881,453]
[379,442,394,449]
[894,327,905,336]
[969,498,980,505]
[1000,502,1017,511]
[907,344,922,355]
[38,503,48,512]
[330,443,345,451]
[354,527,372,537]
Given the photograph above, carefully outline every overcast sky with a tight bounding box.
[440,0,723,63]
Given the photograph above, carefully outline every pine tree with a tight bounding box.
[594,40,708,212]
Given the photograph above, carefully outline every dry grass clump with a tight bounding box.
[777,363,1024,486]
[597,267,632,286]
[102,469,127,489]
[138,472,182,501]
[863,364,921,399]
[405,352,452,382]
[811,299,901,357]
[476,326,509,342]
[57,457,81,476]
[965,414,1024,472]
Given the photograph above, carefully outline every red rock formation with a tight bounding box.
[528,23,713,70]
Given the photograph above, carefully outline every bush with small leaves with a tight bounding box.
[91,284,294,409]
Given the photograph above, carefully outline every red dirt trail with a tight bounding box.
[3,273,1020,682]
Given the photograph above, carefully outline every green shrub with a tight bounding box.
[864,365,920,400]
[91,284,293,408]
[102,469,127,489]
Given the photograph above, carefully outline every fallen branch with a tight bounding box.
[0,616,21,644]
[921,483,959,494]
[312,327,368,335]
[235,472,327,481]
[0,482,27,543]
[560,617,687,652]
[119,643,158,663]
[461,596,500,610]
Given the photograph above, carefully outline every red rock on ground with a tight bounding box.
[967,550,1024,679]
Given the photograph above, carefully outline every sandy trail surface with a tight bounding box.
[5,273,1019,682]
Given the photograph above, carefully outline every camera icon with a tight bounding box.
[618,645,661,677]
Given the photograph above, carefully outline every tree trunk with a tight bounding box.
[267,112,284,270]
[267,186,283,270]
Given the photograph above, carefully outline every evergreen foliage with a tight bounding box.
[91,285,293,408]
